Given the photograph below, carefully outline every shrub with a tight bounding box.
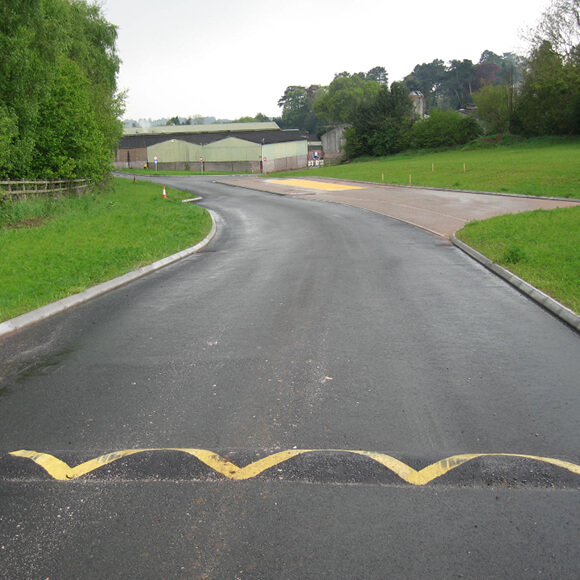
[411,109,482,149]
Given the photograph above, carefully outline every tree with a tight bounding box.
[514,40,580,135]
[313,74,380,124]
[277,85,310,130]
[32,57,106,179]
[524,0,580,61]
[344,81,416,158]
[365,66,388,84]
[473,83,514,134]
[0,0,123,180]
[403,59,447,110]
[440,59,477,109]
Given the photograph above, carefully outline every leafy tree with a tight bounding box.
[33,57,105,178]
[476,61,502,88]
[0,0,123,180]
[524,0,580,61]
[403,59,447,110]
[365,66,388,84]
[473,83,514,134]
[313,74,381,124]
[344,81,416,158]
[440,59,477,109]
[514,40,580,135]
[277,85,310,130]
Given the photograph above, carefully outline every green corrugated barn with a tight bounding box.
[114,122,308,173]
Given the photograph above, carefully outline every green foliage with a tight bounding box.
[314,74,381,124]
[0,0,123,181]
[277,85,321,133]
[473,84,515,134]
[411,110,483,149]
[343,82,416,158]
[514,41,580,136]
[456,206,580,313]
[404,53,523,113]
[0,179,212,322]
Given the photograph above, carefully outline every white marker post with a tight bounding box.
[200,156,204,175]
[154,155,158,173]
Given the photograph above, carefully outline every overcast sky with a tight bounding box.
[100,0,550,122]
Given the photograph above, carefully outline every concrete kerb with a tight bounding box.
[451,234,580,333]
[0,210,219,339]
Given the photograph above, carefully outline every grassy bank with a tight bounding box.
[274,137,580,199]
[0,178,212,322]
[456,206,580,314]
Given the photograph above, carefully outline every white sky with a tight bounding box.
[100,0,549,121]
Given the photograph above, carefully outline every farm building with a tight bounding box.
[114,122,308,173]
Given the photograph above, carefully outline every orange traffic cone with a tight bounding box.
[133,175,137,183]
[162,187,167,199]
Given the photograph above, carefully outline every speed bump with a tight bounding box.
[3,449,580,487]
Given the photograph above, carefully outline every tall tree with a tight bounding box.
[403,59,447,110]
[515,40,580,135]
[313,74,381,124]
[277,85,312,130]
[344,81,416,158]
[441,59,477,109]
[0,0,123,180]
[525,0,580,61]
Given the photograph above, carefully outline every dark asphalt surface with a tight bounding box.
[1,176,579,579]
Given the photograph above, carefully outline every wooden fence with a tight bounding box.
[0,179,90,200]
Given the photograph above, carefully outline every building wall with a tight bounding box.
[114,128,308,173]
[113,146,148,169]
[205,137,261,162]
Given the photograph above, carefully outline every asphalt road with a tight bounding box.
[1,176,579,579]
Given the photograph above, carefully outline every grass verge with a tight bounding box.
[0,178,212,323]
[455,206,580,314]
[273,136,580,199]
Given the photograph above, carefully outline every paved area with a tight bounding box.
[218,176,580,238]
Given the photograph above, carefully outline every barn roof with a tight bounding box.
[123,122,280,136]
[119,128,306,149]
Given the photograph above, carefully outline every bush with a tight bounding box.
[411,110,482,149]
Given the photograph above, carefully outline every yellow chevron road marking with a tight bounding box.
[8,449,580,484]
[266,179,364,191]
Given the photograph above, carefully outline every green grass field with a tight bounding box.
[274,136,580,199]
[456,206,580,314]
[0,179,212,322]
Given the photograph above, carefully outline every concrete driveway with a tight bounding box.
[218,176,580,238]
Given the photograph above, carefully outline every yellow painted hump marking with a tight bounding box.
[8,449,580,484]
[266,179,364,191]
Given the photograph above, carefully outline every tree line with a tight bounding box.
[0,0,123,182]
[276,0,579,158]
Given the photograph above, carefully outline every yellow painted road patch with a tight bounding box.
[9,448,580,484]
[266,179,364,191]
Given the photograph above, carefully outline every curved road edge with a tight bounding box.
[451,234,580,332]
[0,209,219,339]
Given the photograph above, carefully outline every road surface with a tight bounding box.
[1,176,579,579]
